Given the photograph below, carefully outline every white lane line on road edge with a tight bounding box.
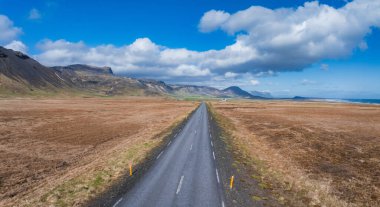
[213,151,216,160]
[190,144,193,151]
[222,200,225,207]
[113,198,123,207]
[156,151,163,159]
[176,175,184,194]
[216,169,220,183]
[167,141,171,146]
[195,130,197,134]
[211,141,213,147]
[210,133,211,138]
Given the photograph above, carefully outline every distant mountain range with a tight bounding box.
[222,86,265,99]
[0,47,271,99]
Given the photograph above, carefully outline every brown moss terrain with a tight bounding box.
[0,97,196,206]
[211,100,380,207]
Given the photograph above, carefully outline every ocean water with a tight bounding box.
[343,99,380,104]
[280,98,380,105]
[299,98,380,105]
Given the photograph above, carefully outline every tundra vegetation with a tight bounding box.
[210,100,380,207]
[0,97,197,206]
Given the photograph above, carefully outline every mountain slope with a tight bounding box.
[0,48,171,96]
[170,85,225,97]
[223,86,265,99]
[0,46,72,94]
[169,85,269,99]
[52,64,113,76]
[52,65,171,96]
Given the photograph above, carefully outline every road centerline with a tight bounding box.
[216,169,220,183]
[176,175,185,194]
[119,103,223,207]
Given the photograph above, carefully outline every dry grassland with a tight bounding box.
[0,97,196,206]
[211,100,380,207]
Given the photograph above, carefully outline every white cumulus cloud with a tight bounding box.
[33,0,380,82]
[199,10,230,33]
[250,79,260,86]
[5,40,28,53]
[198,0,380,72]
[0,15,22,44]
[34,38,212,79]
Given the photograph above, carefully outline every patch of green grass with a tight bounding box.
[92,174,105,188]
[252,195,263,201]
[259,182,270,189]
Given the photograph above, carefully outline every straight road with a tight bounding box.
[114,103,224,207]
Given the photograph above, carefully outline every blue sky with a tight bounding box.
[1,0,380,98]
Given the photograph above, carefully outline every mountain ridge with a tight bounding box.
[223,86,266,99]
[0,47,74,94]
[0,47,270,99]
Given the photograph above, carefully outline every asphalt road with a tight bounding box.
[114,103,225,207]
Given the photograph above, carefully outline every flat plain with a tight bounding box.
[211,100,380,206]
[0,97,196,206]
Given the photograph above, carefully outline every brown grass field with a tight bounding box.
[211,100,380,207]
[0,97,196,206]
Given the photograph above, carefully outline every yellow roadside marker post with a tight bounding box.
[230,175,234,189]
[129,164,133,176]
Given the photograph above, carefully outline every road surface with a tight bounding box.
[114,103,225,207]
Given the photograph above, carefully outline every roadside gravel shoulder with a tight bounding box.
[207,102,281,207]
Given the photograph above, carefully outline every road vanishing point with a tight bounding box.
[114,103,225,207]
